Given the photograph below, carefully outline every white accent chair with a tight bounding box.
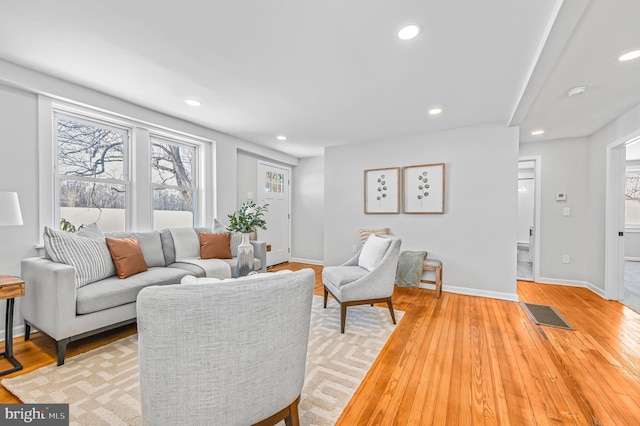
[137,269,315,426]
[322,235,402,333]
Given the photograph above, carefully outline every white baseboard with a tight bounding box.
[418,283,519,302]
[290,257,324,266]
[536,277,605,298]
[0,324,26,343]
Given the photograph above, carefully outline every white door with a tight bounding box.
[257,161,290,266]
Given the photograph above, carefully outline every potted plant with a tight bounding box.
[227,201,268,277]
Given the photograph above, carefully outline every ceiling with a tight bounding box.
[0,1,639,158]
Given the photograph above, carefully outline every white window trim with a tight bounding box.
[37,96,213,244]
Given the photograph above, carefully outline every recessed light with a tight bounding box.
[185,99,202,107]
[531,130,545,136]
[618,49,640,62]
[276,135,287,141]
[428,108,443,115]
[397,24,421,41]
[567,86,587,97]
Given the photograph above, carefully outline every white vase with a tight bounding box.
[236,232,254,277]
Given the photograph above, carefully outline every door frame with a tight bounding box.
[518,155,542,282]
[605,131,640,300]
[256,160,292,266]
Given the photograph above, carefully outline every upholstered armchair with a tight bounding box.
[137,269,315,426]
[322,234,401,333]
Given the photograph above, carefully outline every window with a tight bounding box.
[151,136,197,229]
[41,97,210,238]
[55,113,130,232]
[626,168,640,227]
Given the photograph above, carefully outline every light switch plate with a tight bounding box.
[563,207,571,216]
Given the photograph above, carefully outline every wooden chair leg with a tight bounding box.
[284,396,300,426]
[340,303,347,334]
[323,287,328,308]
[386,298,396,324]
[435,266,443,298]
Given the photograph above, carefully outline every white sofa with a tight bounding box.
[21,227,266,365]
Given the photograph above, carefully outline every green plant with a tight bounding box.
[417,171,430,205]
[227,201,269,233]
[60,218,76,232]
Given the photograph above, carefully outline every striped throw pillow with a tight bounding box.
[359,228,390,243]
[43,226,116,287]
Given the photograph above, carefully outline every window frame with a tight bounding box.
[53,111,133,232]
[149,133,200,229]
[37,96,212,244]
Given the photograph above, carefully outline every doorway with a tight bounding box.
[257,161,291,267]
[517,156,541,282]
[623,139,640,313]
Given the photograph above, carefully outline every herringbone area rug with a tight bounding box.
[2,296,403,425]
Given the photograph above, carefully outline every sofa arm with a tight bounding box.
[20,257,78,340]
[250,240,267,273]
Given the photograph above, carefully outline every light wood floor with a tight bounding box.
[2,263,640,425]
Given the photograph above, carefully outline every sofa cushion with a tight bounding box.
[322,266,369,288]
[106,237,148,279]
[76,267,192,314]
[170,228,200,260]
[159,229,176,266]
[43,226,116,288]
[199,233,232,259]
[76,223,107,241]
[167,262,206,277]
[106,231,165,268]
[358,234,392,271]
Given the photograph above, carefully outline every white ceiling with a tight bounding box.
[0,1,638,158]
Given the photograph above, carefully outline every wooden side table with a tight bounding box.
[0,275,25,376]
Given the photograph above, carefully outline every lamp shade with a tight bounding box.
[0,191,23,226]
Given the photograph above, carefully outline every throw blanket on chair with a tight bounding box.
[396,251,427,287]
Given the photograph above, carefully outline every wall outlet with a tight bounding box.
[562,254,570,264]
[352,245,358,253]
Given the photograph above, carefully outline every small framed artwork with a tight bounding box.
[403,163,445,214]
[364,167,400,214]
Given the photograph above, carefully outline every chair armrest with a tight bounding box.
[250,240,267,272]
[341,250,361,267]
[20,257,78,340]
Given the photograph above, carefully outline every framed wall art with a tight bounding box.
[364,167,400,214]
[403,163,445,214]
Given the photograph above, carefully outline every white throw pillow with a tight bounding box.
[358,234,392,271]
[43,226,116,287]
[181,275,221,285]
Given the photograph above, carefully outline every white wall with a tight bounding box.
[236,151,259,210]
[291,156,324,264]
[0,60,299,340]
[519,138,590,284]
[324,125,519,300]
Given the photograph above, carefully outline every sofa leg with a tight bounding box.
[387,298,396,325]
[56,338,70,366]
[24,322,31,341]
[323,287,328,308]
